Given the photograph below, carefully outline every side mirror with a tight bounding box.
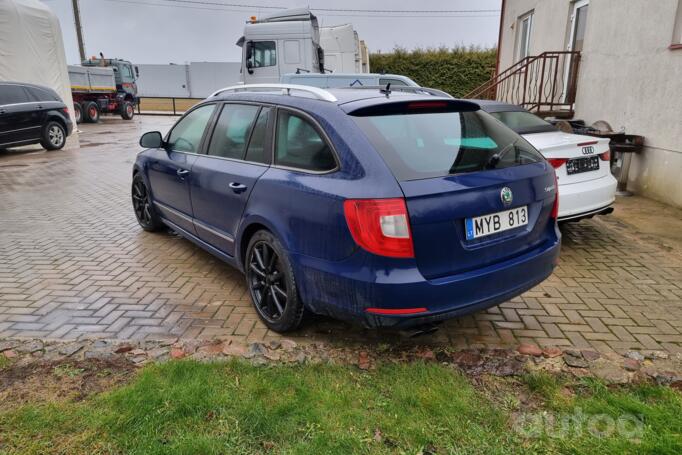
[246,59,254,74]
[134,66,139,78]
[140,131,163,148]
[245,41,254,74]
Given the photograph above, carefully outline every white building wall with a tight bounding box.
[498,0,682,208]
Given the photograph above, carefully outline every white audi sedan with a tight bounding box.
[477,101,617,222]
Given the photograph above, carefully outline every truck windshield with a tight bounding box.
[352,108,544,181]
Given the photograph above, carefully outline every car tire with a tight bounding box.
[74,103,83,124]
[131,173,165,232]
[40,121,66,150]
[245,230,305,332]
[120,101,135,120]
[84,101,99,123]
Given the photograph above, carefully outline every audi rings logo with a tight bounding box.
[582,146,595,155]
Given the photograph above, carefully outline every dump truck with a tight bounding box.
[68,56,138,123]
[237,7,369,84]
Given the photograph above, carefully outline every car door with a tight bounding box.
[146,103,216,234]
[0,84,41,146]
[189,103,272,255]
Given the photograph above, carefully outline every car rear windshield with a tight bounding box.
[351,104,544,181]
[488,110,557,134]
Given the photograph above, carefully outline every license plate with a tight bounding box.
[465,206,528,240]
[567,156,599,175]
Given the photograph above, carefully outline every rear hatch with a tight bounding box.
[351,100,557,279]
[523,132,611,185]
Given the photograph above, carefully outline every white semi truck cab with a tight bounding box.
[238,7,369,84]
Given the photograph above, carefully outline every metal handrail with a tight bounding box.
[339,85,454,99]
[210,84,338,102]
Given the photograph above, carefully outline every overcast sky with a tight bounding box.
[43,0,501,65]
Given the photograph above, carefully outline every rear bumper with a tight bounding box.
[558,173,617,220]
[291,230,561,328]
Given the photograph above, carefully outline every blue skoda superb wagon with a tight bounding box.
[132,84,560,332]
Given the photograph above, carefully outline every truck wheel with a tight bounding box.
[121,101,135,120]
[84,101,100,123]
[40,121,67,150]
[74,103,82,124]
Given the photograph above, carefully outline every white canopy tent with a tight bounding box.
[0,0,75,124]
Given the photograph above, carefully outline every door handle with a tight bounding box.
[229,182,248,194]
[176,168,190,177]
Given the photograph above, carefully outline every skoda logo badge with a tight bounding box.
[501,187,513,206]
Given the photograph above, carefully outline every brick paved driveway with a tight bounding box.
[1,116,681,354]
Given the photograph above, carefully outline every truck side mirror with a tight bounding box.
[245,41,254,74]
[134,66,139,78]
[140,131,163,149]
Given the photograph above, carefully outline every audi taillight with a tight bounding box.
[599,149,611,161]
[551,172,559,220]
[343,198,414,258]
[547,158,567,169]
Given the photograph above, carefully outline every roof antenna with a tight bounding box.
[380,82,391,98]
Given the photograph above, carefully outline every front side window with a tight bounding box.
[251,41,277,68]
[207,104,260,159]
[275,111,336,172]
[0,85,30,105]
[352,106,544,181]
[167,104,215,153]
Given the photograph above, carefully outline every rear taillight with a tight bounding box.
[343,198,414,258]
[547,158,567,169]
[599,149,610,161]
[62,107,69,115]
[551,172,559,220]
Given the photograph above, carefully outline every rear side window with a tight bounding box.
[167,104,215,153]
[245,107,271,164]
[352,105,543,181]
[489,110,557,134]
[379,78,409,87]
[0,85,30,105]
[275,111,336,172]
[24,86,60,102]
[207,104,259,159]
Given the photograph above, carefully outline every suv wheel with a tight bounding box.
[84,101,99,123]
[40,121,66,150]
[245,230,305,332]
[121,101,135,120]
[131,173,165,231]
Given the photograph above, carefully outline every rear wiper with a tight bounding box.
[486,140,518,169]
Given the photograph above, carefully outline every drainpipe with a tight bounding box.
[495,0,506,78]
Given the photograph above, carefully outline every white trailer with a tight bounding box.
[238,7,369,84]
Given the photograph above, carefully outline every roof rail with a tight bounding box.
[210,84,338,102]
[339,85,454,99]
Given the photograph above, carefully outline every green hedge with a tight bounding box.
[369,46,497,98]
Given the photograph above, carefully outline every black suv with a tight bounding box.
[0,82,73,151]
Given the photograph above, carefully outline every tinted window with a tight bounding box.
[0,85,30,105]
[245,107,271,164]
[24,86,60,102]
[251,41,276,68]
[489,110,557,134]
[352,108,544,181]
[167,104,215,153]
[207,104,259,159]
[275,111,335,172]
[379,78,409,87]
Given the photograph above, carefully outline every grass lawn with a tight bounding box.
[0,359,680,454]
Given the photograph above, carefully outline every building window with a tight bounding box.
[517,11,533,59]
[672,1,682,48]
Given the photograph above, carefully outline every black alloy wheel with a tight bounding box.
[131,174,164,231]
[245,231,304,332]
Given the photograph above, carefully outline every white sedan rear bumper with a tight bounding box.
[558,173,617,220]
